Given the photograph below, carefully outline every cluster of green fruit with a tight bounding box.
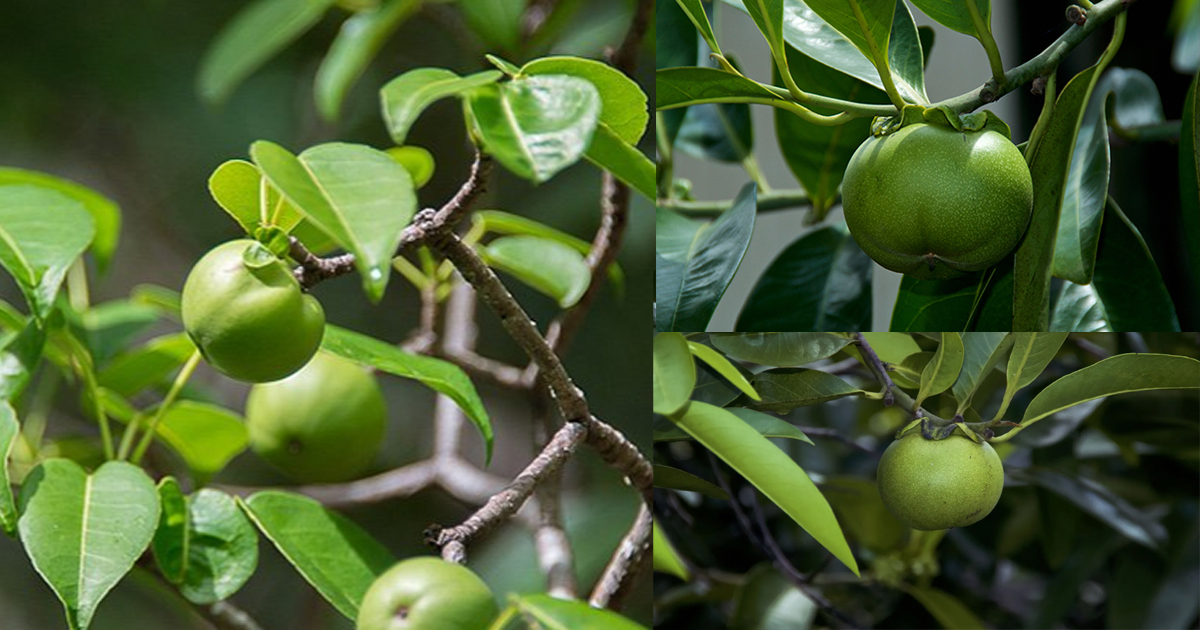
[181,239,384,483]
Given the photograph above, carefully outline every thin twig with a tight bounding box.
[532,387,577,597]
[854,333,895,407]
[201,601,266,630]
[589,502,651,609]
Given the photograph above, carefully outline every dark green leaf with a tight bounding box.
[730,563,818,629]
[745,368,865,413]
[709,332,852,367]
[1088,199,1180,331]
[907,586,986,630]
[1180,73,1199,298]
[654,465,729,499]
[653,520,691,580]
[1011,467,1166,549]
[153,483,258,604]
[0,402,17,536]
[908,0,990,38]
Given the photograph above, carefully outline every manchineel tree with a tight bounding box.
[653,332,1200,629]
[0,0,653,627]
[655,0,1199,332]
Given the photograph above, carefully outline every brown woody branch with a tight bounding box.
[589,503,651,609]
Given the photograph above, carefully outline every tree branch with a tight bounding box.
[656,189,812,216]
[588,502,651,609]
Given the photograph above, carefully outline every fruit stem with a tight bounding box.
[965,0,1006,89]
[130,350,202,465]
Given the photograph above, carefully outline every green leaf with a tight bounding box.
[915,333,963,408]
[730,563,818,630]
[251,141,417,302]
[1009,467,1166,550]
[97,333,197,397]
[474,210,624,289]
[844,332,921,366]
[381,68,503,145]
[583,122,657,199]
[480,236,591,308]
[655,66,785,111]
[654,465,729,500]
[241,491,395,620]
[507,593,647,629]
[1067,198,1180,331]
[207,160,262,233]
[994,333,1067,420]
[0,168,120,275]
[1019,354,1200,431]
[741,0,790,83]
[1049,282,1109,331]
[673,68,756,163]
[153,483,258,604]
[321,325,492,463]
[1014,21,1120,330]
[521,56,648,145]
[314,0,422,121]
[466,75,601,183]
[774,47,887,218]
[658,0,699,145]
[18,459,160,630]
[687,341,759,401]
[79,300,161,365]
[889,271,985,332]
[0,317,46,400]
[672,402,859,576]
[907,0,990,38]
[153,401,251,482]
[744,368,865,414]
[653,333,695,416]
[655,184,756,331]
[655,407,813,444]
[653,520,691,580]
[675,0,723,57]
[457,0,523,51]
[709,332,852,367]
[0,185,96,320]
[386,146,436,188]
[0,401,17,536]
[907,586,986,630]
[198,0,338,103]
[735,225,872,331]
[949,332,1011,414]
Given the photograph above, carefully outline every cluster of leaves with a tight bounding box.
[0,23,653,629]
[655,0,1197,332]
[653,331,1199,628]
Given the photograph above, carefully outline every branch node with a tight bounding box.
[1031,76,1048,96]
[1066,4,1088,25]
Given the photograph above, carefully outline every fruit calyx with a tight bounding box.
[871,104,1013,140]
[895,417,986,443]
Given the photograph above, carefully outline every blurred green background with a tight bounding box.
[0,0,652,627]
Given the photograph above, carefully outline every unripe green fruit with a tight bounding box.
[842,122,1034,280]
[182,239,324,383]
[356,557,498,630]
[246,351,386,483]
[876,432,1004,531]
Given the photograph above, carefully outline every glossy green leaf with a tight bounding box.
[321,325,492,463]
[241,491,395,620]
[730,563,818,630]
[522,56,647,145]
[736,225,872,331]
[1180,73,1199,296]
[653,333,696,416]
[0,317,46,401]
[672,402,859,576]
[654,465,729,500]
[0,185,96,320]
[1049,282,1108,331]
[251,141,416,302]
[655,66,786,111]
[994,333,1067,420]
[97,333,196,397]
[774,47,886,218]
[1019,354,1200,431]
[18,459,159,630]
[466,76,601,183]
[153,484,258,604]
[671,54,756,165]
[720,0,927,103]
[1014,20,1121,330]
[655,407,813,444]
[916,333,964,407]
[892,351,933,389]
[582,124,657,200]
[741,0,790,81]
[473,210,623,288]
[889,273,981,332]
[709,332,852,367]
[130,284,182,319]
[745,368,865,413]
[948,332,1010,414]
[688,359,753,408]
[198,0,338,103]
[908,586,986,630]
[1086,199,1180,331]
[1009,467,1166,550]
[315,0,422,121]
[658,0,698,144]
[207,160,261,233]
[480,235,591,308]
[0,401,17,536]
[687,341,759,401]
[655,184,757,331]
[0,168,120,275]
[153,401,251,481]
[385,146,436,188]
[783,0,895,92]
[653,520,691,580]
[675,0,723,56]
[380,68,503,144]
[75,301,158,367]
[908,0,990,38]
[506,593,647,629]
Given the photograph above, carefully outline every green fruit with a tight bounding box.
[876,432,1004,531]
[356,557,498,630]
[246,351,386,483]
[842,122,1034,280]
[182,239,325,383]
